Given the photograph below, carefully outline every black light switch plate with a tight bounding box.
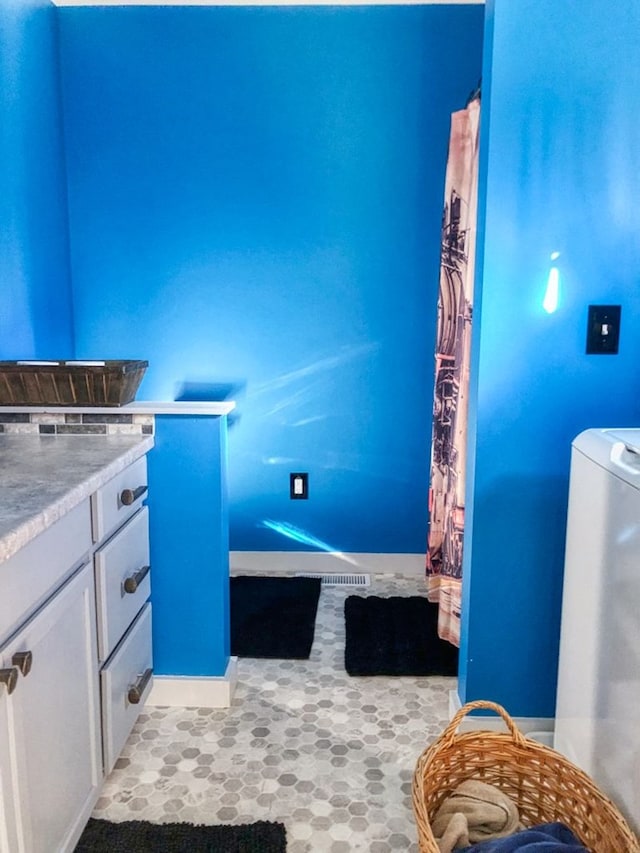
[586,304,621,354]
[290,472,309,499]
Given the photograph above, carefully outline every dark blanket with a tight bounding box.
[460,822,588,852]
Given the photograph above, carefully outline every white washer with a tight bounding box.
[555,428,640,833]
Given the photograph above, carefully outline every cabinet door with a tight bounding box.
[0,686,20,853]
[1,562,102,853]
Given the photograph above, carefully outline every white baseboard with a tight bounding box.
[230,550,426,576]
[146,657,238,708]
[449,686,462,720]
[447,689,554,736]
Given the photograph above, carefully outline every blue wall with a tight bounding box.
[0,0,74,359]
[460,0,640,717]
[57,5,484,554]
[6,0,638,719]
[148,415,229,677]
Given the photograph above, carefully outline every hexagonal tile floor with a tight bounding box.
[93,573,455,851]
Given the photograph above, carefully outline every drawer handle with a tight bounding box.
[120,485,148,506]
[123,564,151,595]
[128,668,153,705]
[12,651,33,677]
[0,668,19,695]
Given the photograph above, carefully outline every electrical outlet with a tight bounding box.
[290,472,308,500]
[586,305,621,354]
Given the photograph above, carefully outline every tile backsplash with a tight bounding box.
[0,412,154,436]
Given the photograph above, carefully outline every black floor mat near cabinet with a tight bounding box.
[75,818,286,853]
[230,575,321,659]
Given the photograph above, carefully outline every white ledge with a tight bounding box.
[0,401,235,416]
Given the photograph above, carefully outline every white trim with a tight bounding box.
[448,690,554,736]
[457,715,555,737]
[230,550,426,576]
[146,657,238,708]
[53,1,484,6]
[0,401,235,416]
[448,686,462,720]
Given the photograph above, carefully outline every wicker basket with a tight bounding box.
[0,360,148,407]
[412,700,639,853]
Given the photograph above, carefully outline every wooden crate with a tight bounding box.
[0,361,148,407]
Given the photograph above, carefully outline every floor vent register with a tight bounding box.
[295,573,371,587]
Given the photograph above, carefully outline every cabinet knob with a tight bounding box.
[120,485,148,507]
[12,651,33,677]
[0,668,18,695]
[124,564,151,595]
[127,668,153,705]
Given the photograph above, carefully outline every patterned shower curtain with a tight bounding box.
[426,95,481,647]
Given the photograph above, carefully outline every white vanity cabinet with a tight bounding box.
[0,562,101,853]
[0,439,153,853]
[0,674,20,853]
[0,502,100,853]
[92,454,153,775]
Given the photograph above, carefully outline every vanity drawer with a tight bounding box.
[94,507,150,664]
[101,603,153,775]
[91,456,148,545]
[0,500,91,646]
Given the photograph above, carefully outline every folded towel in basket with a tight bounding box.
[432,780,523,852]
[458,821,588,851]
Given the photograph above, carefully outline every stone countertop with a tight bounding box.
[0,433,154,565]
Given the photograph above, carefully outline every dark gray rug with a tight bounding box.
[74,818,286,852]
[344,595,458,676]
[231,575,321,658]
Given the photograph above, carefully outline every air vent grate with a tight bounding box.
[295,573,371,587]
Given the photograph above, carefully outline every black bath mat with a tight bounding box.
[74,818,286,852]
[344,595,458,676]
[230,575,321,658]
